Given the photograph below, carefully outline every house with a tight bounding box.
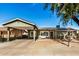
[38,27,77,39]
[0,18,77,41]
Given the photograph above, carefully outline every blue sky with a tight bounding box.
[0,3,79,29]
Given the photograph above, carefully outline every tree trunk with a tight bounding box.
[72,15,79,25]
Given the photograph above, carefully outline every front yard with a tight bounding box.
[0,39,79,56]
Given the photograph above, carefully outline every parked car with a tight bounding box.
[39,35,47,39]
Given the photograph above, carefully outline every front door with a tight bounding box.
[50,32,54,39]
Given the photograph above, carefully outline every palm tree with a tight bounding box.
[44,3,79,25]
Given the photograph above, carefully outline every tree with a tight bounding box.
[44,3,79,25]
[44,3,79,47]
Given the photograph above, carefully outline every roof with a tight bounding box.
[39,27,77,31]
[39,27,56,30]
[3,18,36,26]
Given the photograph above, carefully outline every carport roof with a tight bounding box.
[2,18,38,29]
[3,18,36,26]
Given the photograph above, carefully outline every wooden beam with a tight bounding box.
[33,30,36,41]
[54,30,56,39]
[1,31,3,38]
[21,30,22,38]
[7,30,10,41]
[7,27,10,41]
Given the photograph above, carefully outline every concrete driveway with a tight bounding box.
[0,39,79,56]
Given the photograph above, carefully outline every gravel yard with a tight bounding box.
[0,39,79,56]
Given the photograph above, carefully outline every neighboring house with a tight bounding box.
[0,18,77,41]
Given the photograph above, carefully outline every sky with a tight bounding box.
[0,3,79,29]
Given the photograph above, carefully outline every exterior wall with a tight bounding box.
[37,30,77,39]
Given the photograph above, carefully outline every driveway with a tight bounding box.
[0,39,79,56]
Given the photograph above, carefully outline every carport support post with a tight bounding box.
[7,27,10,41]
[53,31,55,39]
[21,30,22,38]
[33,30,36,41]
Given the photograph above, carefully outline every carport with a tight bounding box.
[0,18,38,41]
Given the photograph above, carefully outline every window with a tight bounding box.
[41,31,49,36]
